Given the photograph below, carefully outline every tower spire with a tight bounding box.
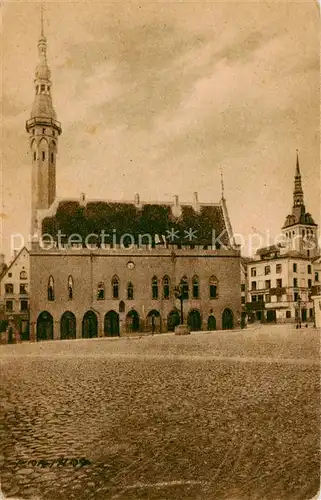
[26,14,62,235]
[296,148,300,175]
[293,149,304,211]
[220,166,225,200]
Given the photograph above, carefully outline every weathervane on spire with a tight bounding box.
[40,2,45,37]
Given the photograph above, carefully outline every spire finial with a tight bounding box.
[296,149,300,175]
[220,165,225,199]
[41,3,44,36]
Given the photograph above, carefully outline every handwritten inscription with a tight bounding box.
[14,457,91,468]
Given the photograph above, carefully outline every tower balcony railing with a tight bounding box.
[25,117,62,134]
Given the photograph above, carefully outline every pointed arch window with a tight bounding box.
[127,282,134,300]
[112,276,119,299]
[163,276,170,299]
[48,276,55,301]
[192,275,199,299]
[68,276,73,300]
[97,282,105,300]
[180,276,189,300]
[209,276,218,299]
[152,276,158,299]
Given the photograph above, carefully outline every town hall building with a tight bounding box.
[27,22,242,341]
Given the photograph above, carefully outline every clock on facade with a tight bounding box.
[127,261,135,270]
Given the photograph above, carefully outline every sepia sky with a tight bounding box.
[1,0,320,259]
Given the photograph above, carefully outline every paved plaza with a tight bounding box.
[0,325,320,500]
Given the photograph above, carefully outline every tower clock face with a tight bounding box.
[127,261,135,270]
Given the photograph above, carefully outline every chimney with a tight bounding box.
[134,193,140,207]
[80,193,86,206]
[193,191,200,212]
[172,195,181,218]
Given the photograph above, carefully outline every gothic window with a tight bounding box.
[33,152,36,161]
[180,276,189,300]
[112,276,119,299]
[192,276,199,299]
[42,151,45,161]
[68,276,73,300]
[51,152,54,163]
[163,276,170,299]
[97,282,105,300]
[48,276,55,301]
[152,276,158,299]
[127,282,134,300]
[209,276,218,299]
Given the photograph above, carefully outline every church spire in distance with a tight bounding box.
[293,149,305,213]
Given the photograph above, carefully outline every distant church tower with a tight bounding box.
[25,10,62,235]
[282,151,318,257]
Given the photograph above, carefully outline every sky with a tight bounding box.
[1,0,320,260]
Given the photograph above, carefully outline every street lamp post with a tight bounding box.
[174,284,184,324]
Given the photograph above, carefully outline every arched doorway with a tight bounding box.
[126,310,140,332]
[167,310,180,332]
[207,315,216,331]
[222,308,234,330]
[104,311,120,337]
[60,311,76,340]
[187,309,202,331]
[37,311,54,341]
[82,311,98,338]
[146,310,161,334]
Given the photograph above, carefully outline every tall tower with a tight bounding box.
[26,10,62,235]
[282,151,318,257]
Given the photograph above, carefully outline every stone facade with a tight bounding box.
[29,244,241,340]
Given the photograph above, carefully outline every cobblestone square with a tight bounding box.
[1,325,320,500]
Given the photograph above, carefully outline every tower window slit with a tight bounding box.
[42,151,45,161]
[51,153,54,163]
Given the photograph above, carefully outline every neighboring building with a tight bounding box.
[240,257,250,327]
[26,20,241,341]
[311,256,321,328]
[0,247,30,341]
[246,153,319,324]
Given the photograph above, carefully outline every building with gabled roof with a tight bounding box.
[0,247,30,342]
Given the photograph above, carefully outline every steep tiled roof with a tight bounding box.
[42,200,229,247]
